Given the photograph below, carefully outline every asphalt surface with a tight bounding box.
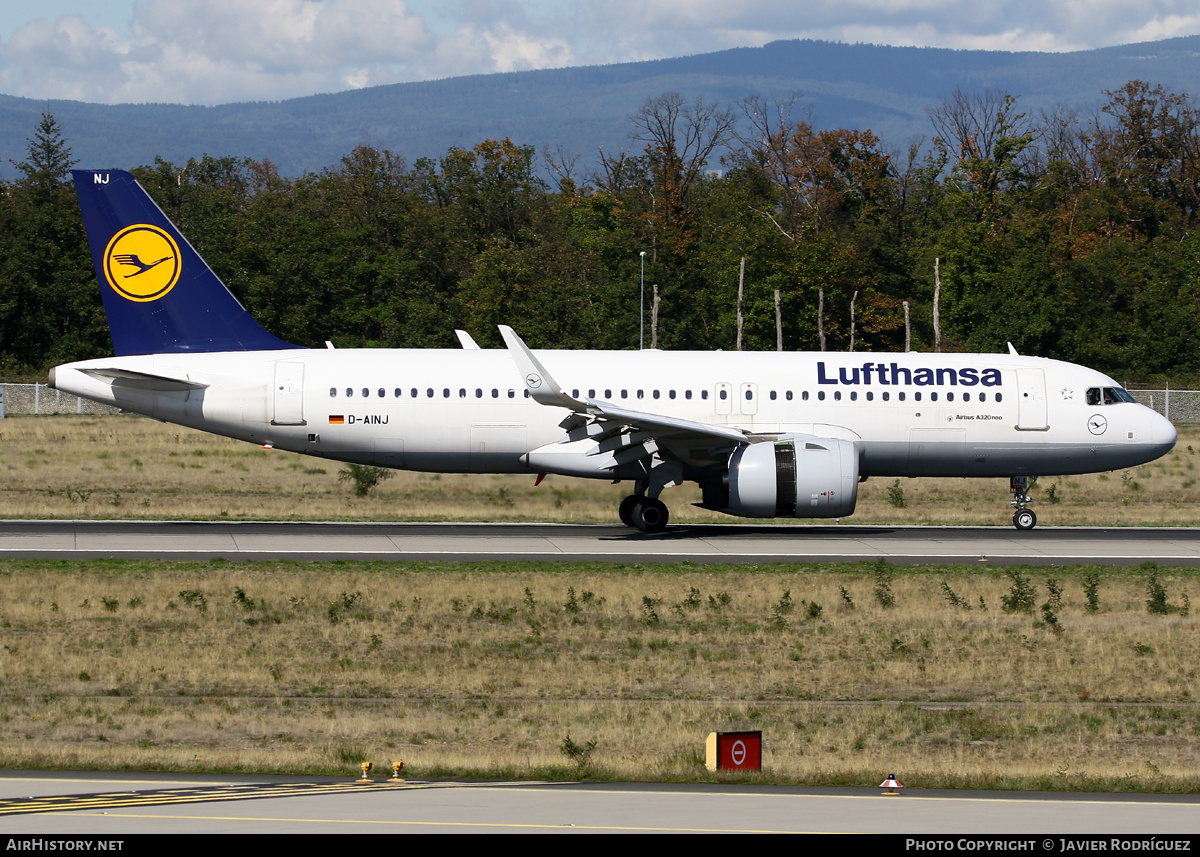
[2,520,1200,564]
[0,772,1197,834]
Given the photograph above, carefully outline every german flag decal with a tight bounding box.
[328,415,345,424]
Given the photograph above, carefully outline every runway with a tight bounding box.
[2,520,1200,565]
[0,772,1197,834]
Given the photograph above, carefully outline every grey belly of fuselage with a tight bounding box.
[861,440,1170,478]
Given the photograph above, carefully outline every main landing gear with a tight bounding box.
[619,492,670,533]
[1010,476,1037,530]
[619,472,676,532]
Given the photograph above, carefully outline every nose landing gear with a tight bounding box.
[1010,476,1037,530]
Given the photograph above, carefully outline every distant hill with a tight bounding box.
[4,36,1200,178]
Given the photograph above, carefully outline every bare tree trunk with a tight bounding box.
[903,300,911,352]
[651,284,660,349]
[933,258,942,353]
[849,290,859,352]
[736,257,745,351]
[818,287,826,352]
[774,289,782,351]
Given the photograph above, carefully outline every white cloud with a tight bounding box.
[0,1,1198,104]
[431,21,573,77]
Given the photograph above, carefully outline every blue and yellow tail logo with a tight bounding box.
[102,224,181,302]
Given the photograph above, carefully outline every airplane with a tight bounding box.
[49,169,1178,533]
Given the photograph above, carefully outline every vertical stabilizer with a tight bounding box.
[72,169,298,356]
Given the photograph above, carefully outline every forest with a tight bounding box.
[1,80,1199,385]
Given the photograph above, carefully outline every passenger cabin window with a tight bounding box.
[330,388,337,397]
[346,388,354,397]
[362,388,369,398]
[394,388,401,397]
[786,391,793,401]
[378,388,385,398]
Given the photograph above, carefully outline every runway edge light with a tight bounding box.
[879,773,903,795]
[357,761,374,782]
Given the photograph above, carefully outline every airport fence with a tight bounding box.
[2,382,1199,423]
[0,383,122,416]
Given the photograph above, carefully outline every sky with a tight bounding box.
[1,1,1198,106]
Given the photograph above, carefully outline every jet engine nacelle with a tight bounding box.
[726,436,859,518]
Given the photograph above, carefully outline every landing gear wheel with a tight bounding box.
[1013,508,1037,530]
[618,494,640,528]
[631,497,669,533]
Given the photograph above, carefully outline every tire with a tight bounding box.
[632,498,669,533]
[1013,508,1037,530]
[618,494,640,527]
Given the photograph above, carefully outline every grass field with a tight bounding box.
[0,558,1196,791]
[1,415,1199,526]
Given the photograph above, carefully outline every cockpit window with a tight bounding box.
[1089,386,1137,405]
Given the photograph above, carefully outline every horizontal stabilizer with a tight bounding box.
[79,367,209,391]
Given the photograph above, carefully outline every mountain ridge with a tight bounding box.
[3,35,1200,177]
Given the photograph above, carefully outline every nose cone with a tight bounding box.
[1152,411,1178,456]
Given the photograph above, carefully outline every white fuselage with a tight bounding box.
[51,347,1177,481]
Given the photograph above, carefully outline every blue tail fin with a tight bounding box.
[73,169,298,356]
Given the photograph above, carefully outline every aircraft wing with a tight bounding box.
[499,326,749,467]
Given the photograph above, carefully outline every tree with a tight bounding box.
[0,113,102,371]
[13,112,77,197]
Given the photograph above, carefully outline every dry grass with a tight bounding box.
[0,559,1197,790]
[1,415,1199,525]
